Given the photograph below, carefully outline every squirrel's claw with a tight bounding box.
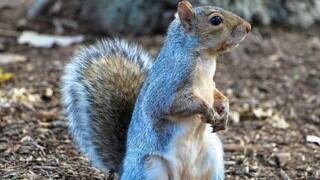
[211,100,229,132]
[211,113,228,133]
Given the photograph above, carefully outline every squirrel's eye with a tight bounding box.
[209,16,223,26]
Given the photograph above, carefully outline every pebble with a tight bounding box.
[275,152,291,167]
[280,169,291,180]
[315,170,320,179]
[240,166,250,175]
[229,111,240,124]
[0,143,8,152]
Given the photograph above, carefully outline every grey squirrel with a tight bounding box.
[61,1,251,179]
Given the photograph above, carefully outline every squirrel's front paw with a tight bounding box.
[201,108,216,124]
[211,100,229,132]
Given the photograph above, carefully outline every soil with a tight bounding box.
[1,1,320,180]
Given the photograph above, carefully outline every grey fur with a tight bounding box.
[121,16,224,179]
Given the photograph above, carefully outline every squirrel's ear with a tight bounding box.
[178,1,195,32]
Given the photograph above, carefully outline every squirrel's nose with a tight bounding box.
[243,21,252,33]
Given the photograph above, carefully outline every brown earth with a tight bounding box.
[1,1,320,179]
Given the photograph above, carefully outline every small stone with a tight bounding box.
[240,166,250,175]
[229,111,240,124]
[267,158,277,166]
[16,18,28,30]
[45,88,53,98]
[280,169,291,180]
[51,120,67,128]
[309,37,320,49]
[224,161,236,166]
[306,135,320,146]
[276,152,291,167]
[226,88,233,95]
[315,170,320,179]
[0,143,8,152]
[251,165,259,171]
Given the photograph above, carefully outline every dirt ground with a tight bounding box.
[1,1,320,180]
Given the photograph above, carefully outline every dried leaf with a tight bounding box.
[253,108,273,119]
[0,53,27,64]
[268,51,285,61]
[268,114,290,129]
[0,68,14,82]
[9,88,41,109]
[18,31,84,48]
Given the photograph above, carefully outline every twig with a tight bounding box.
[224,144,261,153]
[32,166,57,170]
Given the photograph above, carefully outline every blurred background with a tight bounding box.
[0,0,319,179]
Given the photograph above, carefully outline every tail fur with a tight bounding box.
[61,39,153,173]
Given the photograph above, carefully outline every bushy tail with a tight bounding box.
[61,39,153,173]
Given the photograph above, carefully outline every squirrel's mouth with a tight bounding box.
[205,40,240,54]
[216,30,249,53]
[203,32,248,54]
[216,41,240,52]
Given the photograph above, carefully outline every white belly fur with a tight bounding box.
[164,119,223,180]
[192,56,216,106]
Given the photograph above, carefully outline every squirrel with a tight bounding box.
[62,1,251,179]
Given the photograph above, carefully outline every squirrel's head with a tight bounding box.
[177,0,251,55]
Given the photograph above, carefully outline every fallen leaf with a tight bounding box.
[306,135,320,146]
[268,114,290,129]
[253,108,273,119]
[0,73,14,82]
[0,53,27,64]
[0,68,14,82]
[268,51,285,61]
[9,88,41,109]
[20,136,32,143]
[18,31,84,48]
